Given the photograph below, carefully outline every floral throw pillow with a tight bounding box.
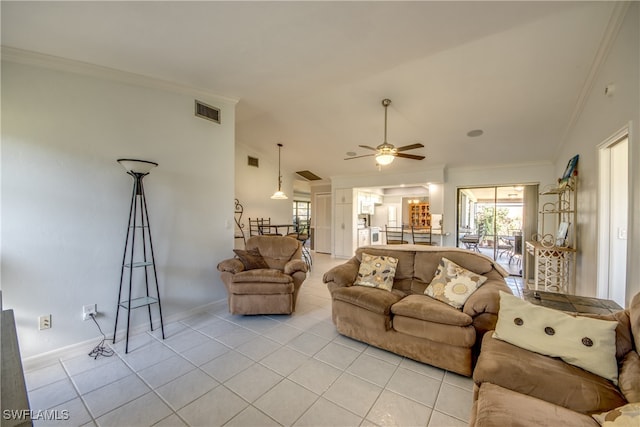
[354,253,398,292]
[592,402,640,426]
[424,257,487,309]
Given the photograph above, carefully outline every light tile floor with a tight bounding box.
[25,252,523,427]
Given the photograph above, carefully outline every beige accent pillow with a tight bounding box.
[424,257,487,309]
[354,253,398,292]
[592,402,640,426]
[493,291,619,384]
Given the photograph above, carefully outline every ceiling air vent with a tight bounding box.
[296,170,322,181]
[195,100,220,124]
[248,156,259,167]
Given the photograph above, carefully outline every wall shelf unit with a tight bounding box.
[525,176,577,293]
[408,202,431,228]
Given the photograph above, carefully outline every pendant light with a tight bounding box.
[271,143,288,200]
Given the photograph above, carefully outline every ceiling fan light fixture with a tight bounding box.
[375,153,395,165]
[347,98,425,166]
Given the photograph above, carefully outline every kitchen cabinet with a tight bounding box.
[357,191,375,214]
[358,228,370,247]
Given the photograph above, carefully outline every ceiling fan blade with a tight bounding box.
[344,154,375,160]
[396,153,425,160]
[358,145,379,151]
[395,143,424,152]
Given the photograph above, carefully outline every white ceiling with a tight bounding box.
[1,1,619,181]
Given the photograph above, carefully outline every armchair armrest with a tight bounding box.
[217,258,245,274]
[284,259,308,275]
[323,258,359,293]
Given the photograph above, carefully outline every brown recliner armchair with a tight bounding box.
[217,235,308,315]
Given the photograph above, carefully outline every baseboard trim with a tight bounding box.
[21,299,227,372]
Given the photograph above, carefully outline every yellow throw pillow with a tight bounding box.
[354,253,398,292]
[493,291,619,384]
[424,257,487,309]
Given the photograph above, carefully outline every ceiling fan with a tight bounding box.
[346,98,425,166]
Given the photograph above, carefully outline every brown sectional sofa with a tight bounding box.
[322,245,512,376]
[471,292,640,426]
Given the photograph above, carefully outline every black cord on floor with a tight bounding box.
[88,313,115,359]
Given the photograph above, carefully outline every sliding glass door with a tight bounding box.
[457,185,535,276]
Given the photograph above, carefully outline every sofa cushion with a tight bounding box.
[391,294,473,326]
[425,258,488,309]
[246,235,300,270]
[230,280,294,295]
[414,250,495,280]
[354,253,398,292]
[592,402,640,426]
[474,333,627,414]
[233,248,269,270]
[472,383,598,427]
[392,316,476,347]
[232,269,293,284]
[332,286,403,315]
[494,291,619,384]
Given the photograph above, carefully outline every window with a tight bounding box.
[293,200,311,229]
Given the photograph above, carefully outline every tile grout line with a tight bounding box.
[58,357,98,426]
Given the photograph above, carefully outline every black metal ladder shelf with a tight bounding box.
[113,159,165,354]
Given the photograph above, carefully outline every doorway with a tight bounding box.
[314,193,332,254]
[597,128,629,307]
[457,185,533,276]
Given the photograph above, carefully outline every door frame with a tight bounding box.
[596,123,631,303]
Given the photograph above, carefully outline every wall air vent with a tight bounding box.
[296,170,322,181]
[195,100,220,123]
[248,156,259,167]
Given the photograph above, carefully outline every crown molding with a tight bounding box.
[557,1,631,156]
[447,160,554,174]
[1,46,239,105]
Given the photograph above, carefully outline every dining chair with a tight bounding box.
[259,218,281,235]
[411,226,433,245]
[509,232,523,266]
[385,225,409,244]
[497,236,514,259]
[248,218,261,237]
[287,220,312,269]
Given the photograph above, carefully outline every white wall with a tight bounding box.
[1,54,236,358]
[555,3,640,302]
[234,142,295,245]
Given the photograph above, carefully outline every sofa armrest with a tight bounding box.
[217,258,244,274]
[323,258,359,292]
[284,259,308,275]
[463,280,511,319]
[619,350,640,403]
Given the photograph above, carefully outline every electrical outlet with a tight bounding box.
[83,304,97,321]
[39,314,51,330]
